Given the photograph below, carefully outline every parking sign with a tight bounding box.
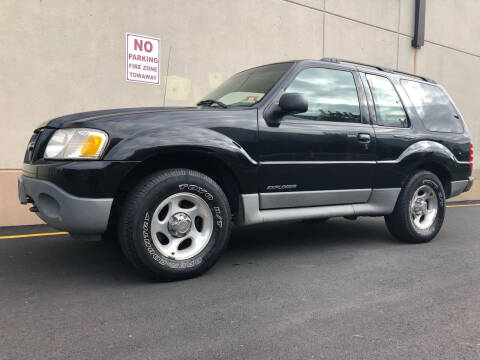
[126,33,160,85]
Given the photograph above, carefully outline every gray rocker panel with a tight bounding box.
[259,188,372,210]
[239,188,401,226]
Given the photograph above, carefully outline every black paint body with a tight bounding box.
[23,60,472,203]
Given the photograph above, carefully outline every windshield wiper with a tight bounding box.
[196,99,228,109]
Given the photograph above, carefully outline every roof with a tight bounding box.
[318,58,435,83]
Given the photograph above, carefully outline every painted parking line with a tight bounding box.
[0,232,69,240]
[446,203,480,208]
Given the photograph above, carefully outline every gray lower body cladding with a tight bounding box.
[239,188,401,226]
[18,175,473,234]
[240,176,474,225]
[18,175,113,235]
[259,188,372,209]
[449,177,474,198]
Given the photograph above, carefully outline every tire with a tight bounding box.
[385,170,446,243]
[118,168,231,281]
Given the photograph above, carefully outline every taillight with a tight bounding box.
[469,142,474,169]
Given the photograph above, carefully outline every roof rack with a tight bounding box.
[320,58,435,83]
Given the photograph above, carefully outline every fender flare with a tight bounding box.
[377,141,468,166]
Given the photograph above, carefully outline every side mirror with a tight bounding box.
[264,93,308,127]
[279,93,308,114]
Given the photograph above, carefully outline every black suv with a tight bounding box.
[19,58,474,280]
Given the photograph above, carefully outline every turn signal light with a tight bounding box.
[469,142,474,169]
[80,135,104,156]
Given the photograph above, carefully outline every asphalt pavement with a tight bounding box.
[1,206,480,360]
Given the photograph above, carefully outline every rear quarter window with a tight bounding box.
[401,80,464,133]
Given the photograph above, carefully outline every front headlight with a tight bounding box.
[44,128,108,160]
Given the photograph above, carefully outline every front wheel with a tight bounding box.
[385,170,446,243]
[118,169,231,280]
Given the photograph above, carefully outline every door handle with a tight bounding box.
[357,133,371,143]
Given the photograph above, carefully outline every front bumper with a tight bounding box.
[18,175,113,235]
[449,176,474,198]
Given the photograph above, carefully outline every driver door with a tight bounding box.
[258,65,376,209]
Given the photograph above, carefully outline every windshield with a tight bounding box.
[201,62,293,107]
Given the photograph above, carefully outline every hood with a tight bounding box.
[38,106,198,129]
[36,106,258,147]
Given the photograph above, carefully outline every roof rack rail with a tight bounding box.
[391,69,436,83]
[320,58,435,83]
[321,57,392,72]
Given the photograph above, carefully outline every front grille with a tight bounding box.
[23,129,44,163]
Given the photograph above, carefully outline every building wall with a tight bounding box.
[1,0,479,226]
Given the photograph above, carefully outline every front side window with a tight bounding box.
[401,80,463,133]
[366,74,408,128]
[284,67,361,123]
[201,62,293,107]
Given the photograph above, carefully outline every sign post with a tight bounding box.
[126,33,160,85]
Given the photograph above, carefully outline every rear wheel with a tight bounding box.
[385,170,445,243]
[118,168,231,280]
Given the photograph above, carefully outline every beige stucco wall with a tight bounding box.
[1,0,479,226]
